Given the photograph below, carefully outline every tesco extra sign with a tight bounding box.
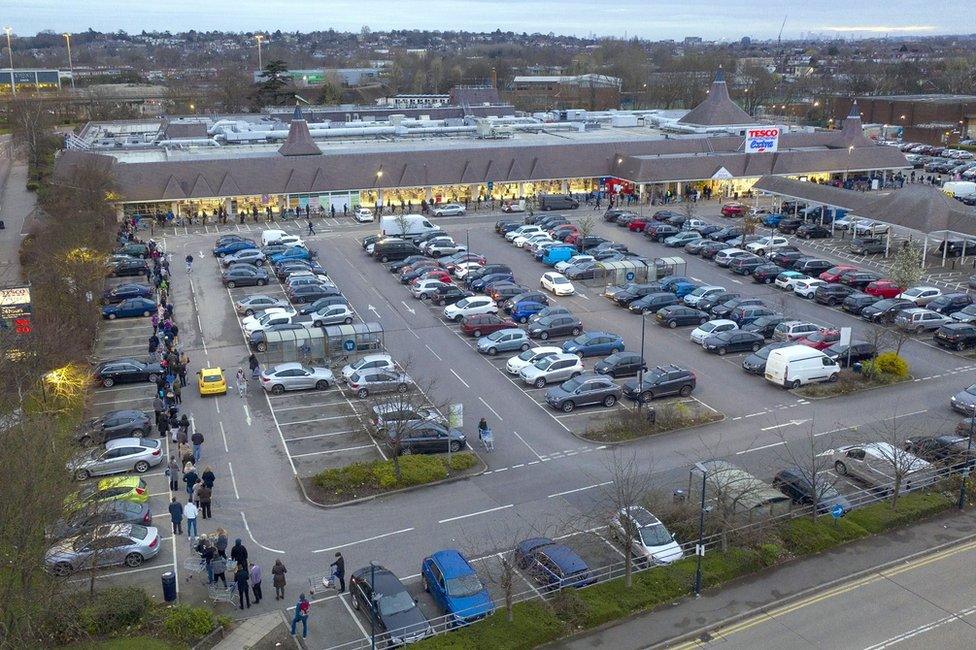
[746,127,780,153]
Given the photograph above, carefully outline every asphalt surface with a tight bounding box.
[84,201,976,648]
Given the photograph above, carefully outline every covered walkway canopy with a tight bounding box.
[752,175,872,214]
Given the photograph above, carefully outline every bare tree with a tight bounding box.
[849,411,931,508]
[772,424,842,521]
[575,215,596,253]
[888,243,924,293]
[599,449,654,588]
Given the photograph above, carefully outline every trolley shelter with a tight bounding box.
[324,322,384,358]
[260,322,384,364]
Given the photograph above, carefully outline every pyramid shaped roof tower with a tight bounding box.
[677,68,754,127]
[278,104,322,156]
[832,100,874,148]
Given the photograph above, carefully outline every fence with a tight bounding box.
[319,463,967,649]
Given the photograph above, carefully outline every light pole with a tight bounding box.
[4,27,14,97]
[255,34,264,70]
[959,408,975,510]
[369,561,377,650]
[63,33,75,90]
[636,311,648,412]
[692,462,709,597]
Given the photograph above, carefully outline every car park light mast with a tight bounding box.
[959,408,975,510]
[693,462,709,598]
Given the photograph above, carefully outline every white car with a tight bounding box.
[555,255,594,273]
[277,235,306,248]
[774,272,809,291]
[897,286,942,306]
[683,285,725,307]
[443,295,497,322]
[241,306,296,331]
[505,345,562,375]
[432,203,466,217]
[453,262,484,279]
[793,278,827,298]
[243,308,299,335]
[832,215,863,231]
[852,220,890,236]
[610,506,684,566]
[540,272,575,296]
[690,319,738,345]
[340,353,395,382]
[714,248,751,267]
[505,225,543,242]
[261,229,288,246]
[513,232,551,248]
[501,201,525,213]
[745,236,790,256]
[411,279,450,300]
[354,208,374,223]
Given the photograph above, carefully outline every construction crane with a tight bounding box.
[777,15,788,45]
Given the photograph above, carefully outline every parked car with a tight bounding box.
[106,258,151,278]
[421,550,494,625]
[795,224,831,239]
[927,293,973,315]
[842,292,879,315]
[741,314,788,339]
[814,283,857,306]
[347,369,411,399]
[609,506,683,565]
[793,278,828,299]
[850,237,887,255]
[621,365,696,402]
[221,265,269,288]
[259,363,335,394]
[774,271,808,290]
[823,342,878,367]
[101,297,157,320]
[519,353,584,388]
[68,438,163,480]
[527,314,583,340]
[711,297,765,319]
[894,308,952,333]
[514,538,595,591]
[745,236,791,256]
[443,296,497,322]
[773,467,851,515]
[702,330,765,355]
[865,280,903,299]
[728,255,766,275]
[683,285,725,307]
[341,354,395,383]
[934,323,976,350]
[561,331,624,357]
[752,263,785,284]
[460,313,518,337]
[44,523,160,577]
[506,346,562,375]
[772,321,821,342]
[540,272,575,296]
[94,359,162,388]
[897,286,942,306]
[101,283,154,305]
[903,436,976,471]
[76,410,153,446]
[741,341,791,375]
[628,292,680,314]
[221,248,266,267]
[476,328,531,355]
[841,271,884,291]
[656,305,709,328]
[593,352,646,378]
[690,319,737,345]
[861,298,915,323]
[545,373,621,412]
[793,258,834,276]
[830,442,933,494]
[213,239,258,257]
[394,421,466,455]
[234,294,289,316]
[796,328,841,351]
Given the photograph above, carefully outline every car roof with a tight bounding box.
[431,549,474,576]
[540,544,588,572]
[272,362,305,372]
[105,437,154,450]
[97,475,141,488]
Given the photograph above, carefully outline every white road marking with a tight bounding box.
[290,444,375,458]
[218,420,228,453]
[548,481,613,498]
[425,344,443,361]
[66,561,176,583]
[312,527,415,554]
[759,419,810,431]
[400,300,416,315]
[512,429,544,461]
[736,440,787,454]
[450,369,470,388]
[243,403,252,426]
[284,429,357,442]
[227,461,240,499]
[339,593,370,639]
[438,503,514,524]
[279,415,354,425]
[240,512,285,553]
[478,396,503,421]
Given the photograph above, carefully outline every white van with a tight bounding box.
[943,181,976,200]
[379,215,440,239]
[764,345,839,389]
[261,229,289,246]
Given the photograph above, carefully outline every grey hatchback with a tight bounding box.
[45,523,161,576]
[348,368,412,399]
[68,438,163,481]
[76,410,153,446]
[545,373,622,412]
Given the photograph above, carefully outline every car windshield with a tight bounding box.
[561,378,583,392]
[203,374,222,383]
[966,385,976,397]
[486,330,506,341]
[570,335,589,345]
[360,581,412,615]
[552,276,570,284]
[700,322,719,333]
[638,523,673,547]
[517,349,538,361]
[534,357,557,370]
[445,574,484,598]
[456,298,474,308]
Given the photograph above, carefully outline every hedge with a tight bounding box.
[415,601,564,650]
[312,452,478,496]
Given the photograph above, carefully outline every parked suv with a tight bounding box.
[622,365,696,402]
[894,308,952,333]
[545,374,622,412]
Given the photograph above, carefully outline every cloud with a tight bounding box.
[822,25,936,33]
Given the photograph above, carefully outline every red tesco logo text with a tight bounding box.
[747,129,780,138]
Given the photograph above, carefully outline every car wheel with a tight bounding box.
[454,315,463,322]
[668,320,677,329]
[102,377,114,388]
[603,395,617,407]
[256,342,267,352]
[438,299,446,306]
[397,383,408,393]
[828,373,839,382]
[561,401,575,413]
[520,343,530,352]
[343,317,353,325]
[790,379,802,389]
[957,342,966,352]
[352,595,360,610]
[227,281,236,289]
[108,313,117,320]
[639,391,653,403]
[718,347,727,356]
[534,377,547,388]
[835,460,848,476]
[571,327,581,336]
[124,553,144,568]
[765,277,773,284]
[271,384,285,395]
[142,310,152,317]
[257,279,267,286]
[134,460,150,473]
[245,309,255,316]
[540,331,549,340]
[755,249,765,256]
[78,435,94,447]
[419,293,428,300]
[74,468,90,481]
[473,329,482,337]
[357,388,369,399]
[450,441,462,452]
[488,347,498,356]
[751,343,761,352]
[316,380,330,390]
[576,351,584,358]
[52,562,73,577]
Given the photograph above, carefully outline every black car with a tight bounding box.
[361,234,381,250]
[777,218,804,234]
[934,323,976,350]
[298,295,348,314]
[727,255,765,275]
[792,258,834,275]
[101,283,154,304]
[752,263,785,284]
[593,352,646,378]
[501,291,550,313]
[697,291,740,313]
[577,236,609,250]
[824,341,878,366]
[710,227,744,242]
[221,265,269,287]
[51,500,153,539]
[699,241,729,260]
[849,237,887,255]
[741,314,788,338]
[621,365,696,402]
[702,330,765,355]
[628,292,680,314]
[769,249,805,267]
[466,264,512,285]
[495,219,519,233]
[927,293,974,316]
[76,410,154,445]
[861,298,915,323]
[741,341,791,374]
[647,225,680,242]
[288,284,338,304]
[842,292,879,315]
[349,565,432,643]
[903,436,976,471]
[527,314,583,340]
[655,305,709,328]
[605,283,663,306]
[814,283,857,306]
[430,285,473,307]
[729,305,777,326]
[107,258,150,278]
[796,224,832,239]
[387,255,429,273]
[392,421,466,455]
[94,359,163,388]
[400,265,443,284]
[711,297,764,318]
[773,467,851,515]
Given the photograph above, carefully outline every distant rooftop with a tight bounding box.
[857,94,976,103]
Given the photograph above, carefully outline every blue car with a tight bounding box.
[542,245,577,266]
[212,239,257,257]
[658,276,694,292]
[470,272,514,292]
[671,281,700,298]
[510,300,547,323]
[562,331,625,357]
[515,538,595,591]
[102,297,157,320]
[762,213,785,227]
[270,247,313,264]
[421,549,494,625]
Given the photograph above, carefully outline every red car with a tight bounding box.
[865,279,902,299]
[460,313,518,337]
[413,270,452,285]
[819,265,859,283]
[797,328,841,351]
[628,218,650,232]
[721,203,746,217]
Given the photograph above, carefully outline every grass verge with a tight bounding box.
[582,400,723,443]
[794,369,909,399]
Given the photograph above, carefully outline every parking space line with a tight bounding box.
[312,527,415,554]
[240,512,285,553]
[451,369,470,388]
[279,415,352,425]
[339,593,370,639]
[425,344,443,361]
[512,429,544,461]
[284,429,357,442]
[594,531,627,558]
[478,396,503,421]
[273,400,351,411]
[228,461,240,499]
[219,420,228,453]
[548,481,612,498]
[290,444,375,458]
[66,561,175,584]
[438,503,514,524]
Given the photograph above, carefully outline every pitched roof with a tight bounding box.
[677,68,754,127]
[277,105,322,157]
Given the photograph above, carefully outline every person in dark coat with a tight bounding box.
[168,497,183,535]
[235,564,251,609]
[248,354,260,379]
[211,553,228,587]
[197,484,212,519]
[330,552,345,592]
[201,465,216,489]
[272,559,287,600]
[183,466,199,498]
[230,539,249,568]
[215,528,229,558]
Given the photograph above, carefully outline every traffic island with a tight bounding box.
[303,452,483,506]
[580,401,724,444]
[794,352,911,399]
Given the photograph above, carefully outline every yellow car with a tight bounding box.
[66,476,149,512]
[197,367,227,396]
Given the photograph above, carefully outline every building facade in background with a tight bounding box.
[835,95,976,145]
[506,74,622,111]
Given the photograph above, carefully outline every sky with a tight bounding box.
[6,0,976,40]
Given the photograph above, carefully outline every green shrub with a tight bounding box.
[414,601,564,649]
[757,543,784,566]
[448,452,478,471]
[847,491,953,533]
[312,453,478,496]
[863,351,910,382]
[162,604,218,643]
[78,587,151,636]
[26,180,40,192]
[780,516,868,555]
[374,455,447,489]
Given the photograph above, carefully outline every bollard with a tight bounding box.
[161,571,177,602]
[673,489,686,503]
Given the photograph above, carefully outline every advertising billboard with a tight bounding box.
[0,286,32,334]
[745,127,780,153]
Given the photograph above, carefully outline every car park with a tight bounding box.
[656,305,709,328]
[824,342,878,367]
[540,272,575,296]
[894,308,952,333]
[861,298,915,323]
[347,369,411,399]
[68,438,163,480]
[94,359,162,388]
[101,297,156,320]
[610,506,683,565]
[545,373,621,412]
[45,523,160,577]
[476,328,530,355]
[421,549,494,625]
[515,538,595,591]
[772,468,851,515]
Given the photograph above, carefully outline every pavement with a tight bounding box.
[559,507,976,650]
[77,200,976,649]
[0,156,34,286]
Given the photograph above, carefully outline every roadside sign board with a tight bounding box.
[831,504,845,519]
[342,339,356,352]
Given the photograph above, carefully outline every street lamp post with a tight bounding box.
[4,27,14,97]
[369,561,377,650]
[959,409,975,510]
[63,33,75,90]
[636,312,648,412]
[255,34,264,70]
[693,462,709,597]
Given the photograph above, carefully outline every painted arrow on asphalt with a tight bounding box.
[367,305,380,317]
[760,419,811,431]
[400,300,416,315]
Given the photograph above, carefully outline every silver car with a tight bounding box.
[68,438,163,481]
[371,402,443,433]
[235,294,289,316]
[259,362,335,394]
[45,523,161,576]
[310,304,355,327]
[476,328,530,356]
[341,354,395,382]
[347,368,412,399]
[221,249,266,267]
[519,353,584,388]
